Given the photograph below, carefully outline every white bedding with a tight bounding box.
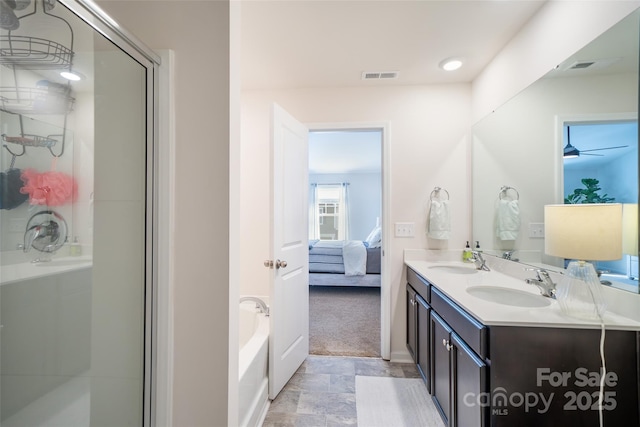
[342,240,367,276]
[312,240,368,276]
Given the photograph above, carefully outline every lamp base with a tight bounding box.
[556,260,607,320]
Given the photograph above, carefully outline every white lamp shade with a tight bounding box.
[622,203,638,256]
[544,203,622,261]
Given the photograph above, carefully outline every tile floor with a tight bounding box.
[262,355,426,427]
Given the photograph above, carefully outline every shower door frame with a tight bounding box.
[56,1,161,426]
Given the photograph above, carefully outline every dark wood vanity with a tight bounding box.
[406,266,640,427]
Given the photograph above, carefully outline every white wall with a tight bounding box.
[472,1,640,123]
[241,84,472,359]
[97,2,234,426]
[310,172,381,240]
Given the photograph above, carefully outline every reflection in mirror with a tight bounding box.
[563,122,638,292]
[472,8,639,293]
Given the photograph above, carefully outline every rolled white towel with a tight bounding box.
[496,199,520,240]
[428,199,451,240]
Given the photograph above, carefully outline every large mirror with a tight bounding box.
[472,8,639,293]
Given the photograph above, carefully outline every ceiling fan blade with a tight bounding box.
[579,145,629,153]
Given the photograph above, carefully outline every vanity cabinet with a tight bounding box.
[408,267,487,427]
[405,265,639,427]
[430,287,488,427]
[406,283,432,390]
[407,268,432,391]
[406,284,418,361]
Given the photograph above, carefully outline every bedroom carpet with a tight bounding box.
[355,376,444,427]
[309,285,381,357]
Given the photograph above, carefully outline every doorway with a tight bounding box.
[562,119,639,291]
[307,128,385,357]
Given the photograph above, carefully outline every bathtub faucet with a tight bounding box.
[240,296,270,316]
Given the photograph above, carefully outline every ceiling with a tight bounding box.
[241,0,547,90]
[242,1,548,173]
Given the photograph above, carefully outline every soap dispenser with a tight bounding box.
[463,241,472,262]
[475,241,482,253]
[69,236,82,256]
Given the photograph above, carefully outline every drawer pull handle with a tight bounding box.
[442,339,453,351]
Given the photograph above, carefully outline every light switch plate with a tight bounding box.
[395,222,415,237]
[529,222,544,238]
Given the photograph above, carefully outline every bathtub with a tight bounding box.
[238,298,270,427]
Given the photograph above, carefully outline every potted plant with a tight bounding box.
[565,178,615,204]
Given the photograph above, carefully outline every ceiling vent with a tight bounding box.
[362,71,399,80]
[562,57,621,72]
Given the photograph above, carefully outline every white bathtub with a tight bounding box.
[238,299,270,427]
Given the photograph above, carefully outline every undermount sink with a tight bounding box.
[466,286,551,308]
[428,265,478,275]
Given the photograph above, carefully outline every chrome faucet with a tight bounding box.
[23,225,43,253]
[525,268,556,298]
[502,250,518,261]
[470,250,490,271]
[240,296,270,316]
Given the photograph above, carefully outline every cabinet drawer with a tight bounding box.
[431,286,487,359]
[407,267,430,302]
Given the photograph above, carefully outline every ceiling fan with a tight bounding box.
[563,126,629,158]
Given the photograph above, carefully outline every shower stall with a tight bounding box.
[0,0,158,425]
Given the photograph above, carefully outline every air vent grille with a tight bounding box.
[562,57,621,72]
[362,71,399,80]
[569,61,596,69]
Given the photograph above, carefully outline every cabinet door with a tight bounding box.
[416,294,431,392]
[451,333,487,427]
[406,285,418,362]
[431,311,453,425]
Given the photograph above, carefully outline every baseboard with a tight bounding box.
[389,349,414,364]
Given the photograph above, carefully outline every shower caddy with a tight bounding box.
[0,0,75,163]
[0,0,75,252]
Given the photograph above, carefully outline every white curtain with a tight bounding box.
[338,183,351,240]
[309,184,319,240]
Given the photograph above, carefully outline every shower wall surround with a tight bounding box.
[0,1,158,425]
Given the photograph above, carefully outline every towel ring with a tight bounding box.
[430,187,450,201]
[499,186,519,201]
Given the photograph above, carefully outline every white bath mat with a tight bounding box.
[355,376,444,427]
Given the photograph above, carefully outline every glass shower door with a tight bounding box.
[0,1,156,425]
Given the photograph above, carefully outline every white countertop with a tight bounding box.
[405,251,640,331]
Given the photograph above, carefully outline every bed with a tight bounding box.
[308,229,382,287]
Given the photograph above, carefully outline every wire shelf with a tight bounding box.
[0,85,74,114]
[0,35,73,70]
[2,133,58,147]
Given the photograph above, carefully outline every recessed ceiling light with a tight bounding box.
[60,70,84,81]
[439,58,463,71]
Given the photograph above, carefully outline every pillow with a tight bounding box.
[365,227,382,248]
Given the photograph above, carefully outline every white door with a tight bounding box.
[268,103,309,399]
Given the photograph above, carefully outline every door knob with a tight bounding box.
[264,260,274,268]
[275,259,287,269]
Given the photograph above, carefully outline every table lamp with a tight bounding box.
[622,204,638,258]
[544,204,622,320]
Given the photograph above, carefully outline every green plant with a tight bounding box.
[565,178,615,204]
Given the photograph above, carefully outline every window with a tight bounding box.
[317,185,340,240]
[311,184,350,241]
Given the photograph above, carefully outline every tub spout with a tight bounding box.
[23,225,42,253]
[240,296,269,316]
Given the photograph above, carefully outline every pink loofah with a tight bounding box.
[20,169,77,206]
